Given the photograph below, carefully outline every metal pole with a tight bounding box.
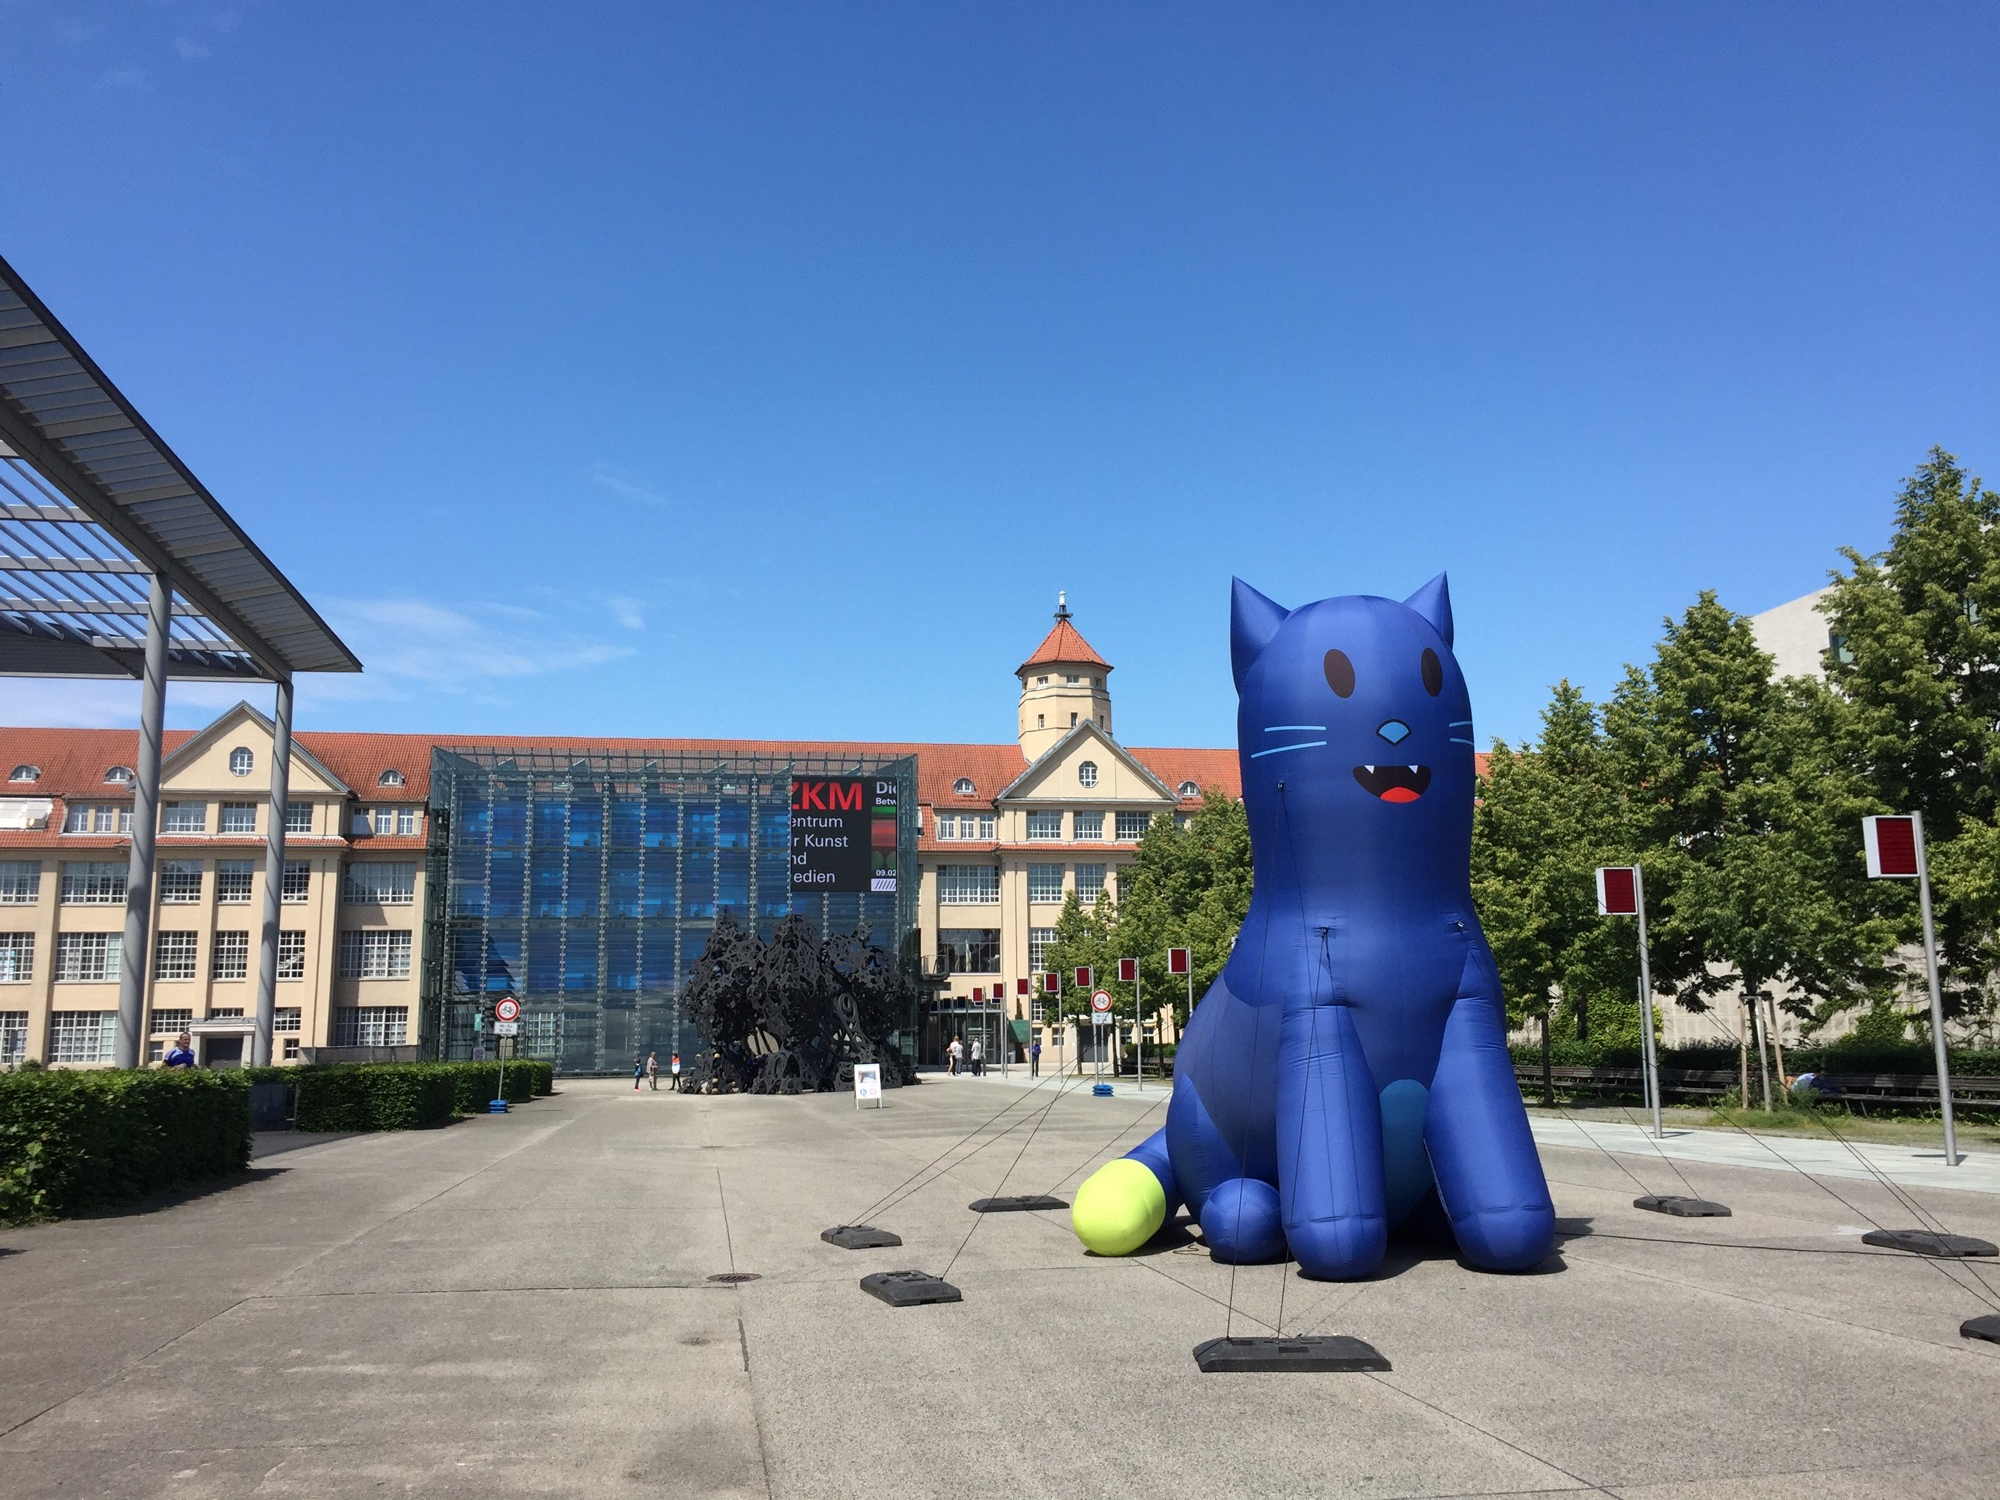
[116,572,171,1068]
[1914,814,1960,1166]
[1134,970,1143,1088]
[253,676,294,1067]
[1635,867,1662,1138]
[1750,996,1773,1112]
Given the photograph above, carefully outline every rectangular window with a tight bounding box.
[333,1006,408,1046]
[216,861,255,903]
[209,1007,244,1018]
[935,812,957,839]
[162,802,208,834]
[218,802,256,834]
[153,931,198,981]
[343,862,416,905]
[1028,927,1059,969]
[283,862,310,903]
[1072,811,1105,841]
[974,813,995,840]
[278,930,305,981]
[936,864,1000,904]
[370,807,404,835]
[285,802,313,835]
[936,929,1001,974]
[55,932,122,982]
[211,930,249,980]
[1075,862,1107,905]
[61,861,127,904]
[63,804,131,834]
[1026,810,1063,841]
[0,1011,26,1063]
[49,1011,116,1064]
[1028,864,1065,904]
[158,860,203,904]
[0,932,32,983]
[275,1007,301,1033]
[283,1037,301,1060]
[338,929,412,980]
[397,807,418,836]
[1115,811,1152,842]
[149,1007,193,1035]
[0,860,41,903]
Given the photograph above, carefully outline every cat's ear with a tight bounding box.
[1403,572,1453,647]
[1231,578,1289,689]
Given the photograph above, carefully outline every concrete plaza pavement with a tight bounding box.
[3,1074,1999,1498]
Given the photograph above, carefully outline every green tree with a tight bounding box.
[1098,791,1253,1028]
[1820,447,2000,1013]
[1042,890,1116,1028]
[1602,593,1900,1033]
[1471,681,1639,1043]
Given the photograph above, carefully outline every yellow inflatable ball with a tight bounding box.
[1071,1157,1167,1256]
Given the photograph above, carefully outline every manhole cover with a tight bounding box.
[706,1272,761,1284]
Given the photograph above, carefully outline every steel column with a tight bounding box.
[253,675,294,1067]
[115,572,171,1067]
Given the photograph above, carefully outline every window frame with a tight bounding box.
[936,864,1001,905]
[0,860,41,904]
[228,747,255,777]
[211,930,250,981]
[153,931,199,981]
[0,932,33,983]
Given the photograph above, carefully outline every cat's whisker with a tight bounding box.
[1262,725,1326,732]
[1448,737,1475,745]
[1249,741,1326,759]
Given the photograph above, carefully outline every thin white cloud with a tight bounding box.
[0,680,255,730]
[605,595,646,631]
[95,65,151,90]
[589,462,670,509]
[174,37,211,59]
[321,594,637,698]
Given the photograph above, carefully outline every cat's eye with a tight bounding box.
[1323,649,1355,698]
[1421,648,1443,696]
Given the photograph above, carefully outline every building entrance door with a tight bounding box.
[203,1036,244,1069]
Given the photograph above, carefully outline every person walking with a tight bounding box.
[946,1036,962,1076]
[1030,1039,1041,1078]
[969,1036,983,1077]
[163,1033,196,1068]
[645,1051,660,1091]
[670,1053,682,1091]
[633,1055,645,1091]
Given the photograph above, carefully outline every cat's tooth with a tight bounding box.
[1364,764,1375,773]
[1408,764,1419,772]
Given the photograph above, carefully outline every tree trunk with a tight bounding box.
[1749,990,1773,1111]
[1540,1012,1555,1107]
[1738,998,1751,1109]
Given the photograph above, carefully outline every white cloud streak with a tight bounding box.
[589,462,670,509]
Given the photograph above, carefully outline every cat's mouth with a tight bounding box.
[1352,764,1431,803]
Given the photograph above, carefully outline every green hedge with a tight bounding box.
[0,1070,250,1224]
[1510,1040,2000,1077]
[293,1063,457,1132]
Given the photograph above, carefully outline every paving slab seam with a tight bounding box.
[1595,1442,2000,1497]
[1363,1371,1606,1495]
[0,1295,248,1444]
[1555,1238,2000,1355]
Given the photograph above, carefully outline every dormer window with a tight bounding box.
[952,777,975,795]
[1177,781,1199,798]
[378,769,406,787]
[228,747,254,777]
[1078,761,1099,788]
[1037,676,1048,687]
[105,765,134,785]
[8,765,38,783]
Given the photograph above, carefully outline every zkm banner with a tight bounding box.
[790,776,899,894]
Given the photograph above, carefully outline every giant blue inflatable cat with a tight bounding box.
[1071,575,1554,1277]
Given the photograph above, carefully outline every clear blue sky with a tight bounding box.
[5,2,1994,750]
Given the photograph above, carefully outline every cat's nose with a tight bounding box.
[1376,719,1411,744]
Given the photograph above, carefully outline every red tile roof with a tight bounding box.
[1017,619,1111,674]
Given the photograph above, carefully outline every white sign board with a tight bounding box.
[491,1020,520,1036]
[1091,1009,1112,1026]
[854,1063,883,1109]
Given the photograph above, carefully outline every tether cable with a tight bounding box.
[845,1070,1065,1225]
[865,1084,1079,1223]
[939,1069,1084,1281]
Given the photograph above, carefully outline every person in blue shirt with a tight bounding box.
[163,1034,196,1068]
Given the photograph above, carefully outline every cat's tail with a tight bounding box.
[1072,1128,1182,1256]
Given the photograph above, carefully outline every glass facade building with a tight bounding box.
[424,748,919,1074]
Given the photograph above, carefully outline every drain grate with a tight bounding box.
[706,1272,762,1284]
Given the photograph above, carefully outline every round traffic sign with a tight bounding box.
[494,997,521,1023]
[1089,990,1114,1013]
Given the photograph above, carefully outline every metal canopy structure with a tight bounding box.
[0,254,360,684]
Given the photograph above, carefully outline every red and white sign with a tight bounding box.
[1074,966,1093,989]
[493,997,521,1023]
[1089,990,1114,1014]
[1117,957,1138,982]
[1863,815,1921,879]
[1168,947,1190,975]
[1596,867,1640,916]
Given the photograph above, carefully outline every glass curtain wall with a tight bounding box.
[424,749,919,1074]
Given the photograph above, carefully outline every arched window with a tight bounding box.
[105,765,135,784]
[1177,781,1198,798]
[378,769,406,787]
[952,777,975,795]
[1078,761,1098,788]
[8,764,39,783]
[228,747,254,777]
